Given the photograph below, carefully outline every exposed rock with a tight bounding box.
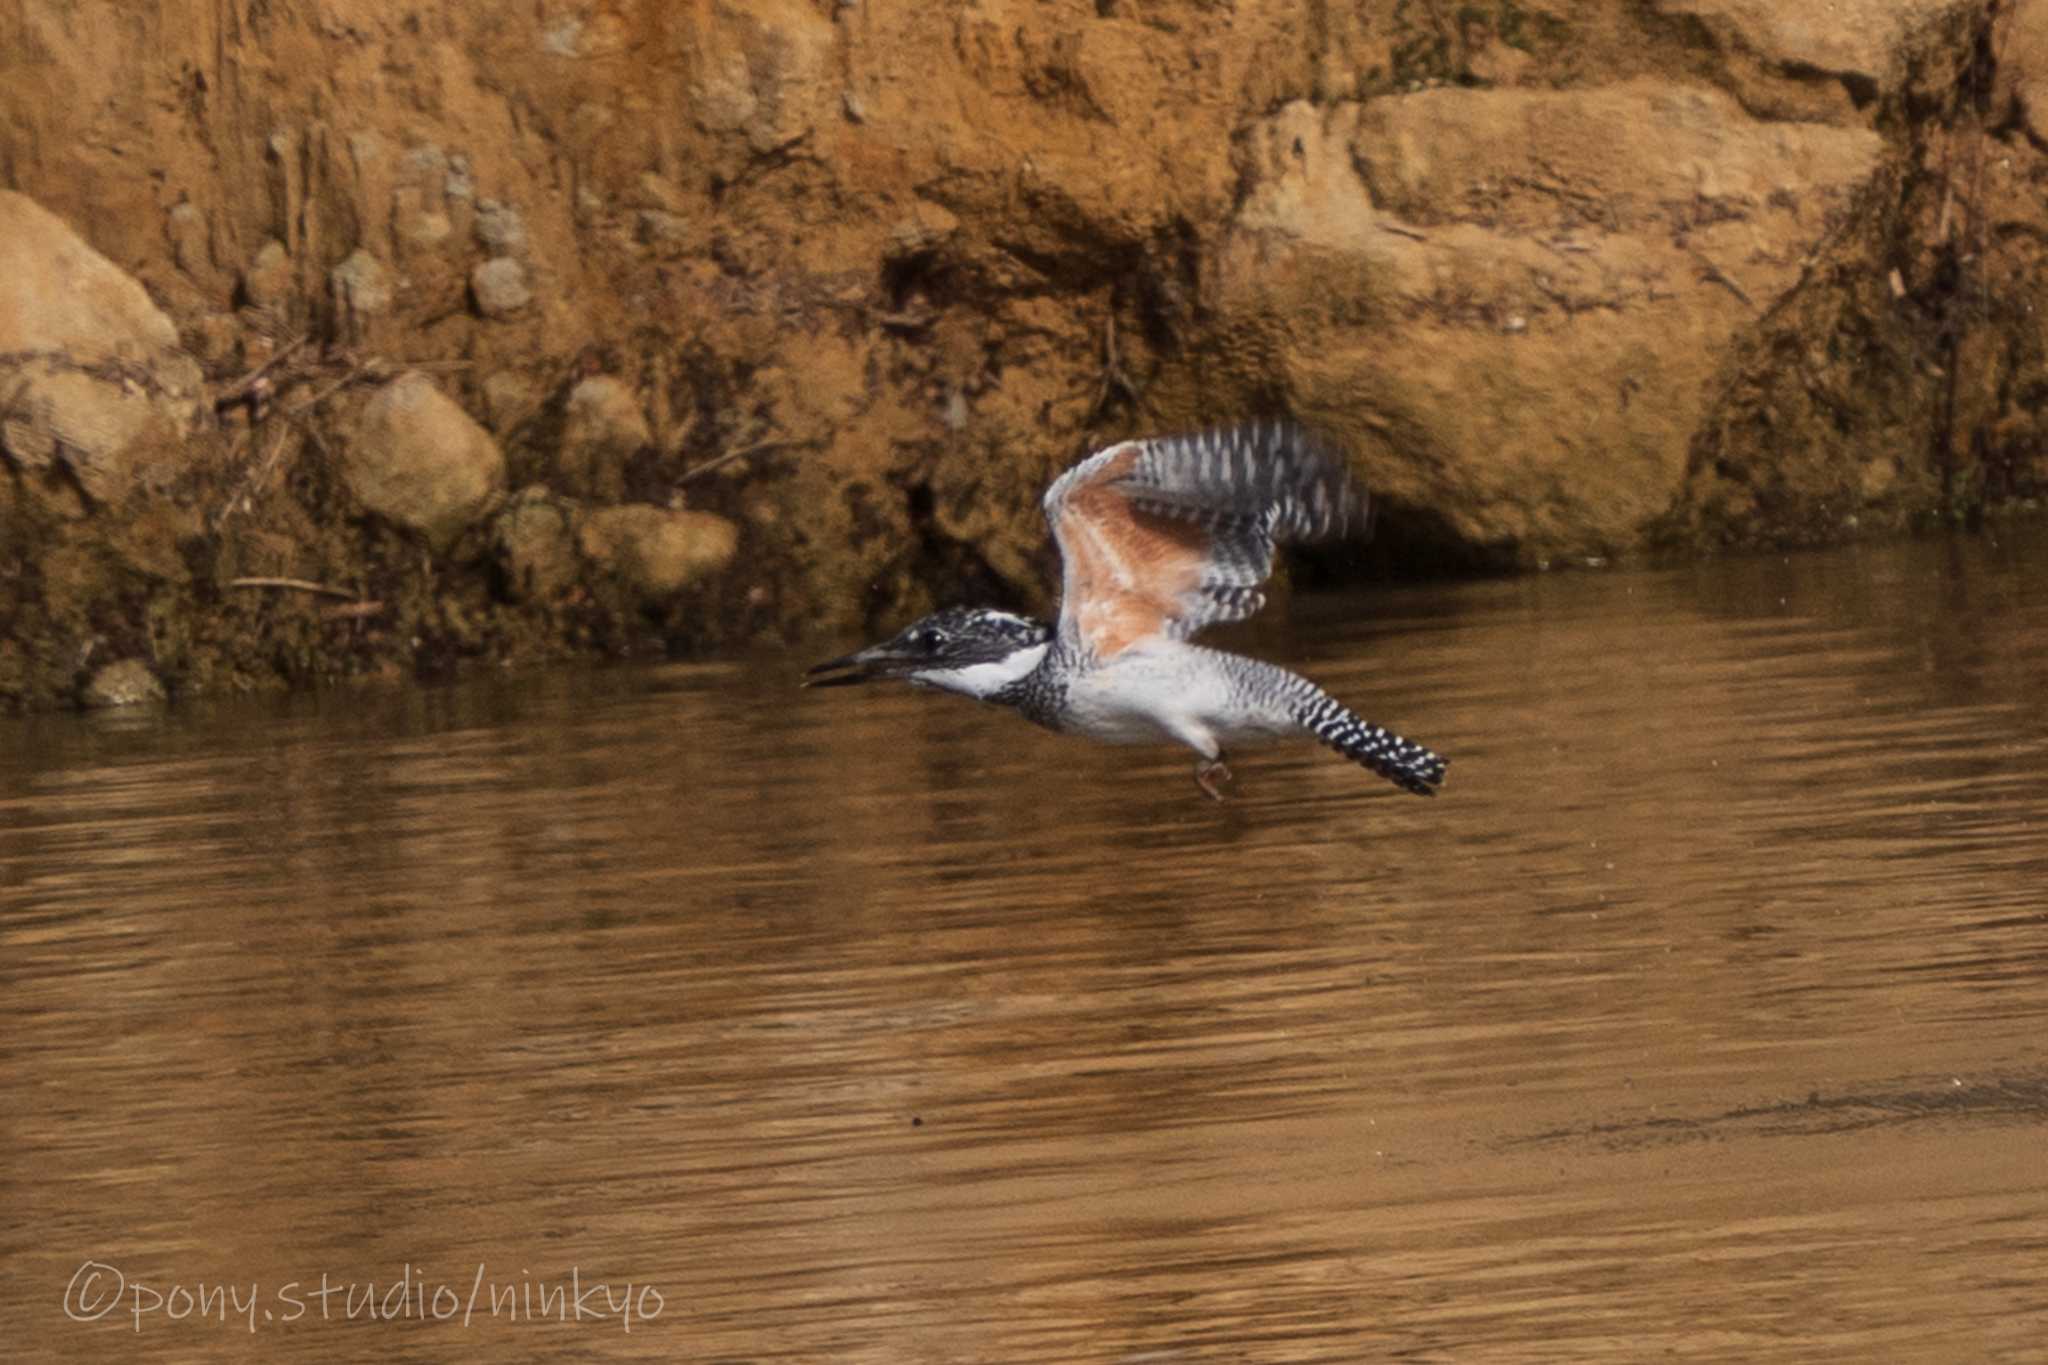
[470,257,532,318]
[82,659,166,709]
[394,187,454,253]
[627,175,693,246]
[692,0,837,157]
[404,143,450,184]
[578,504,739,598]
[1669,1,2048,546]
[2004,4,2048,145]
[241,239,294,309]
[331,249,395,340]
[492,486,580,601]
[557,376,651,501]
[1,0,2044,714]
[344,371,506,548]
[1349,82,1880,226]
[1656,0,1961,90]
[166,202,213,278]
[481,370,536,433]
[1208,82,1884,553]
[543,14,628,59]
[542,19,583,58]
[636,211,688,247]
[474,200,528,258]
[444,153,476,205]
[185,314,242,368]
[631,172,689,215]
[0,191,206,508]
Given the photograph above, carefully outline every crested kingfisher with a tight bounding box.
[806,422,1448,800]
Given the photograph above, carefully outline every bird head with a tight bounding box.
[805,606,1053,700]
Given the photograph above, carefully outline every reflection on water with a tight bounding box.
[4,530,2047,1361]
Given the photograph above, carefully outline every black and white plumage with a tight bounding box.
[806,422,1447,799]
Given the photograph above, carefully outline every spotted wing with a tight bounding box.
[1043,422,1373,658]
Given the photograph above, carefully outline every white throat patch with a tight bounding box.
[915,643,1049,699]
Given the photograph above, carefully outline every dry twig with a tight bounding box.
[1690,251,1754,309]
[214,332,311,408]
[286,357,389,416]
[676,436,798,485]
[227,577,360,600]
[1090,312,1139,418]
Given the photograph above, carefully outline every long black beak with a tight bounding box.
[803,645,896,688]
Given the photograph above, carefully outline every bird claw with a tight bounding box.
[1195,758,1234,802]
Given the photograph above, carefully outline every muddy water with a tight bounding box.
[5,532,2048,1362]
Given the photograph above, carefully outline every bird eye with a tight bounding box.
[911,627,945,652]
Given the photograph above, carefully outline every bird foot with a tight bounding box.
[1194,757,1234,802]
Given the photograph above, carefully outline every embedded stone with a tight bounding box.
[577,504,738,597]
[241,239,294,309]
[470,257,533,318]
[481,370,536,433]
[344,371,506,547]
[82,659,166,709]
[0,191,205,506]
[557,376,651,500]
[166,202,212,277]
[331,248,394,339]
[474,200,528,257]
[493,486,581,601]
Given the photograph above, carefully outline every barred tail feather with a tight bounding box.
[1295,694,1447,797]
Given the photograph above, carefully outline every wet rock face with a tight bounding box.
[344,372,507,549]
[0,192,206,509]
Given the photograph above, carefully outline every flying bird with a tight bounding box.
[807,423,1447,800]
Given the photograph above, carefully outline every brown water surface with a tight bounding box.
[5,532,2048,1361]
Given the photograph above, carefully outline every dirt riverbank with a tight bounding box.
[3,1,2044,710]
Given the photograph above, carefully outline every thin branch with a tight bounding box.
[662,411,703,460]
[874,309,938,333]
[286,359,384,416]
[1690,251,1755,309]
[676,437,797,484]
[216,332,310,402]
[227,576,360,600]
[1090,311,1140,418]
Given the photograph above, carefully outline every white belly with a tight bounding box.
[1058,646,1300,752]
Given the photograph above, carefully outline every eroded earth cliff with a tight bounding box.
[2,0,2044,709]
